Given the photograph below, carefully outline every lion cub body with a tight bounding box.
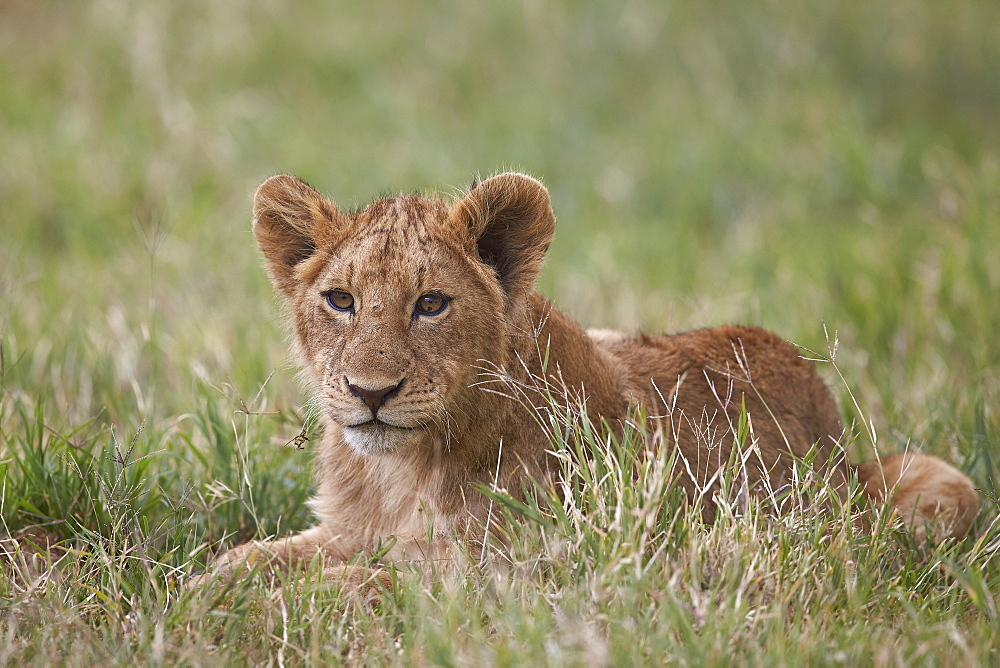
[210,173,977,577]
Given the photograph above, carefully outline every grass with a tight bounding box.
[1,0,998,664]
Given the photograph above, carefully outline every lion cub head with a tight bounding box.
[252,173,555,455]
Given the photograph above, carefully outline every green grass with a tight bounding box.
[1,0,998,664]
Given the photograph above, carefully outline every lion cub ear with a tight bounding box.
[253,174,346,296]
[453,172,556,306]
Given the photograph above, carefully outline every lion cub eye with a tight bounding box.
[324,290,355,313]
[415,293,449,317]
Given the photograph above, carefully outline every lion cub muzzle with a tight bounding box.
[337,374,423,455]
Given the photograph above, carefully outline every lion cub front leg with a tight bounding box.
[199,525,358,584]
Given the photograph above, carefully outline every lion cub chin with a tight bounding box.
[341,423,419,455]
[199,172,978,583]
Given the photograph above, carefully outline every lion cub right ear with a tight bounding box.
[253,174,347,297]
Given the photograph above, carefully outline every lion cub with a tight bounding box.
[206,173,977,580]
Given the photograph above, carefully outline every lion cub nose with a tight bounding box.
[346,378,403,415]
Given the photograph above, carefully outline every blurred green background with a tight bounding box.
[2,3,999,660]
[1,0,998,511]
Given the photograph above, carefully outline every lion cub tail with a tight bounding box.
[853,452,979,543]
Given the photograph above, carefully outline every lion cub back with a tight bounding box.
[596,325,847,503]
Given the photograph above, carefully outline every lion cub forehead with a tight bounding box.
[346,194,468,253]
[314,195,474,290]
[353,194,454,237]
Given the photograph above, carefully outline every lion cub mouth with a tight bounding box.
[347,419,418,431]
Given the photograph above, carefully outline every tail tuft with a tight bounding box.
[856,452,978,543]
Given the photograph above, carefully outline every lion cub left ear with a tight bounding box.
[253,174,347,297]
[453,172,556,307]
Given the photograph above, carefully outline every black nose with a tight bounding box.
[346,378,403,414]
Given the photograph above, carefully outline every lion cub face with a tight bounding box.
[252,173,555,455]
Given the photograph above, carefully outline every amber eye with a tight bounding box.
[415,293,449,316]
[324,290,355,312]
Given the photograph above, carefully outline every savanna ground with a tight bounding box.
[1,1,998,664]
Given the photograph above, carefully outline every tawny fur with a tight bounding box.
[855,453,979,543]
[206,172,978,578]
